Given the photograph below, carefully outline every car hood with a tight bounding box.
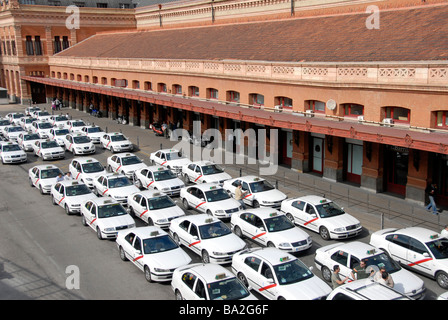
[281,275,332,300]
[65,193,97,205]
[209,198,241,211]
[142,247,192,269]
[202,172,232,183]
[321,214,361,229]
[166,158,191,167]
[42,147,64,153]
[203,233,246,253]
[122,163,147,173]
[390,269,426,296]
[153,178,184,189]
[254,189,287,201]
[82,170,107,179]
[108,185,140,196]
[148,205,185,219]
[98,214,134,228]
[268,227,310,243]
[3,150,26,157]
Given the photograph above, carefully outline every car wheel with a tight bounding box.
[111,147,115,153]
[285,213,294,223]
[267,241,276,248]
[175,289,183,300]
[39,185,44,195]
[65,204,71,215]
[206,210,212,216]
[321,266,332,282]
[237,272,249,287]
[182,198,190,210]
[173,233,180,245]
[147,218,154,226]
[436,271,448,289]
[183,174,189,184]
[97,227,103,240]
[128,206,135,217]
[201,250,210,264]
[51,195,57,205]
[144,266,153,283]
[29,178,33,187]
[319,226,330,241]
[119,246,128,261]
[81,215,88,226]
[253,200,260,208]
[234,225,243,238]
[107,165,112,173]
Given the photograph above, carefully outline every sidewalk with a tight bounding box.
[35,103,448,235]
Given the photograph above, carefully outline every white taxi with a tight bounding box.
[127,190,185,229]
[281,195,362,240]
[48,128,70,146]
[3,125,26,142]
[100,132,133,153]
[7,112,25,125]
[223,176,287,209]
[169,214,247,264]
[133,166,185,196]
[25,106,40,117]
[31,120,53,139]
[149,149,191,175]
[172,263,256,300]
[106,153,146,180]
[66,119,88,133]
[32,140,65,160]
[17,132,43,152]
[117,226,192,282]
[0,119,11,136]
[51,180,98,215]
[63,133,95,155]
[81,125,105,144]
[180,184,242,219]
[19,117,35,131]
[80,198,135,240]
[181,161,231,185]
[49,114,69,128]
[31,110,52,121]
[326,279,412,300]
[29,164,63,194]
[0,142,27,164]
[314,241,426,299]
[92,173,140,205]
[231,208,312,253]
[370,227,448,289]
[231,248,332,300]
[69,157,106,188]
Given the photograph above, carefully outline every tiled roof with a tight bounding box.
[58,4,448,62]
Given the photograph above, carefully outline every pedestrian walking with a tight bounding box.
[425,183,440,215]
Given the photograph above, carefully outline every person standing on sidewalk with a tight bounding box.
[425,183,439,215]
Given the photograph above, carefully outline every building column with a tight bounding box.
[406,149,429,204]
[140,102,150,129]
[361,142,384,193]
[323,136,344,182]
[291,131,310,173]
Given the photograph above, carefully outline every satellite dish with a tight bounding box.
[326,99,337,111]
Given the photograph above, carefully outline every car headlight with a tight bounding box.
[238,206,243,210]
[86,178,93,181]
[214,210,225,214]
[104,227,115,232]
[278,242,291,248]
[334,227,346,232]
[75,147,82,150]
[154,268,171,273]
[156,219,168,224]
[43,153,51,156]
[128,223,135,228]
[161,187,170,191]
[212,251,227,256]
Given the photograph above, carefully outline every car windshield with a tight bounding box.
[2,144,21,152]
[202,164,224,175]
[24,134,40,141]
[263,215,295,233]
[72,121,85,127]
[166,152,182,160]
[315,201,345,218]
[148,195,176,210]
[8,127,24,132]
[38,123,52,129]
[205,189,230,202]
[73,136,91,144]
[39,112,50,116]
[111,134,126,142]
[199,221,231,240]
[41,168,62,179]
[426,238,448,259]
[13,114,25,118]
[142,235,178,254]
[273,259,314,285]
[108,177,132,188]
[249,180,275,193]
[97,203,127,218]
[363,252,402,274]
[208,277,250,300]
[55,116,68,121]
[25,118,34,123]
[153,170,177,181]
[41,141,59,148]
[82,162,104,173]
[65,184,92,196]
[55,129,69,136]
[87,127,102,133]
[0,120,10,125]
[122,156,142,166]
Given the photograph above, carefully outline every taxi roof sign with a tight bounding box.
[280,256,290,262]
[366,249,376,255]
[205,218,214,224]
[215,273,227,280]
[150,231,160,237]
[430,234,439,240]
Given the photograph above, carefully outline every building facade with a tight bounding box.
[13,0,448,207]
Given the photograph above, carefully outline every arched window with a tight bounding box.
[383,106,410,123]
[306,100,325,113]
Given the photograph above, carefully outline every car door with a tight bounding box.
[53,183,63,206]
[180,272,198,300]
[241,181,253,206]
[301,203,320,233]
[65,135,73,151]
[109,155,118,172]
[130,194,145,219]
[407,237,433,275]
[31,167,40,186]
[144,170,155,189]
[194,190,207,212]
[192,165,202,183]
[187,223,202,255]
[130,236,145,271]
[70,160,79,179]
[95,176,106,195]
[176,220,191,247]
[384,233,411,265]
[153,151,162,165]
[329,250,352,280]
[257,261,278,299]
[34,141,40,155]
[87,203,99,230]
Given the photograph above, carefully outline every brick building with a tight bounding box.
[12,0,448,207]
